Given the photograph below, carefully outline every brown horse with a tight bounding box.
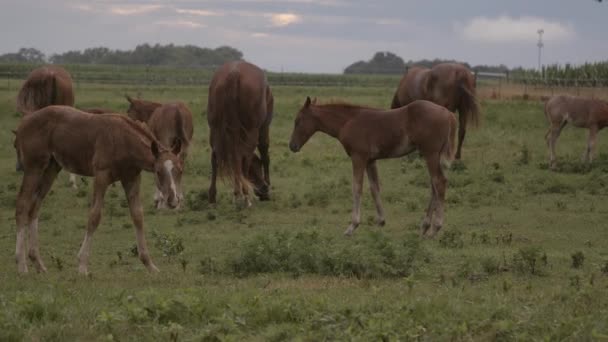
[16,65,80,187]
[207,61,273,207]
[289,97,457,237]
[125,96,194,208]
[391,63,479,159]
[14,105,183,274]
[544,95,608,169]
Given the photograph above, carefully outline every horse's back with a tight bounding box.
[149,102,194,147]
[18,65,74,113]
[545,95,605,127]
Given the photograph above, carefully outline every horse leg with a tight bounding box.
[69,173,78,189]
[548,120,567,169]
[344,157,366,236]
[420,186,436,237]
[122,174,159,273]
[455,112,466,160]
[233,155,250,209]
[27,161,61,273]
[258,123,270,186]
[77,172,110,275]
[15,169,44,273]
[584,126,598,164]
[424,154,447,238]
[208,150,218,204]
[366,161,385,226]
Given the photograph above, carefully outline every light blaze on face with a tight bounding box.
[154,156,182,209]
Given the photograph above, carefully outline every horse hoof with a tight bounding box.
[377,219,386,227]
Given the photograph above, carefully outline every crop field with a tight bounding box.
[1,72,608,341]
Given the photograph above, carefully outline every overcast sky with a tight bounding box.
[0,0,605,73]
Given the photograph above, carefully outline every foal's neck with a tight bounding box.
[313,105,360,138]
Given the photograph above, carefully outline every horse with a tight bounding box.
[125,96,194,208]
[207,61,273,207]
[16,65,81,188]
[14,105,184,275]
[289,97,457,237]
[544,95,608,169]
[391,63,479,159]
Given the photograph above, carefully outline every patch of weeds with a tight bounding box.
[151,231,184,258]
[438,229,464,249]
[602,261,608,275]
[450,160,467,172]
[198,257,221,275]
[75,188,87,198]
[406,201,418,211]
[480,256,502,275]
[518,144,530,165]
[490,171,505,183]
[207,211,217,221]
[15,293,62,323]
[571,251,585,269]
[228,230,428,278]
[185,190,209,211]
[512,246,548,276]
[50,254,64,271]
[289,193,302,208]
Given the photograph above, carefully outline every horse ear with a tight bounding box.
[125,94,134,104]
[305,96,311,107]
[11,129,17,135]
[171,137,182,155]
[151,141,160,159]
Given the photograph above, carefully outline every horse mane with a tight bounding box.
[108,114,164,149]
[315,100,378,113]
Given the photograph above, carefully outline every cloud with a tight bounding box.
[457,16,575,43]
[269,13,301,27]
[155,20,205,29]
[110,4,164,16]
[176,9,223,17]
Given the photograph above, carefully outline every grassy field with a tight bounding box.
[1,75,608,341]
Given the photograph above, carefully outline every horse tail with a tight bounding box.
[457,73,481,127]
[441,111,458,168]
[16,69,57,115]
[215,68,253,192]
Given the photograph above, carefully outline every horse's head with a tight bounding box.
[125,95,155,123]
[289,96,318,152]
[248,154,269,201]
[151,140,184,209]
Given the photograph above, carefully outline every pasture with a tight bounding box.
[1,73,608,341]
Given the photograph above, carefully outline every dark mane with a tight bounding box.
[315,101,380,115]
[108,114,162,148]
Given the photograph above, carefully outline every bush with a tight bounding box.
[512,246,548,275]
[228,230,429,278]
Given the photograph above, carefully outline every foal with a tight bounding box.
[125,95,194,208]
[289,97,457,237]
[14,106,183,274]
[544,95,608,169]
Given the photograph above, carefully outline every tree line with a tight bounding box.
[0,44,243,68]
[343,51,509,75]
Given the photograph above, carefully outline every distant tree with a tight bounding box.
[344,51,405,74]
[0,47,46,63]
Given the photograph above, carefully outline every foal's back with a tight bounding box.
[545,95,608,128]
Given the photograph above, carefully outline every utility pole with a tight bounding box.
[537,29,544,78]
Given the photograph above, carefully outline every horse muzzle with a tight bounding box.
[289,142,300,153]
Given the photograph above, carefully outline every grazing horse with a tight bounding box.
[125,96,194,208]
[14,106,184,274]
[391,63,479,159]
[207,61,273,207]
[16,65,81,188]
[289,97,457,237]
[544,95,608,169]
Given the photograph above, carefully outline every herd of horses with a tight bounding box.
[10,61,607,274]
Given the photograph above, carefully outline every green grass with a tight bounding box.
[1,74,608,341]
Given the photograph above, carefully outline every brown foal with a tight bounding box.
[289,97,457,237]
[14,106,183,274]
